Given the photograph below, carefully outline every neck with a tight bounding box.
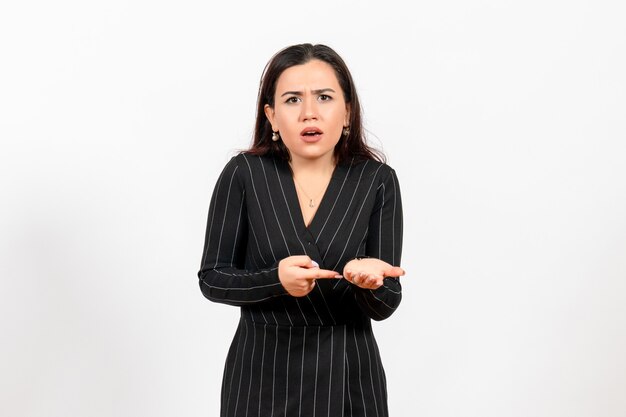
[289,153,336,177]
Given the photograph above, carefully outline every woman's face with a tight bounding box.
[265,59,350,163]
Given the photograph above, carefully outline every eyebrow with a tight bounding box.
[280,88,336,97]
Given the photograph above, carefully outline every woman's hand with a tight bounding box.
[343,258,405,290]
[278,256,341,297]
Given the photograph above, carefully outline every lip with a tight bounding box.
[300,127,324,143]
[300,127,323,135]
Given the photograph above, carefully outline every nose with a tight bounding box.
[300,95,318,121]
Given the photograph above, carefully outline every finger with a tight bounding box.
[357,277,371,288]
[369,279,384,289]
[358,275,382,289]
[304,269,341,280]
[383,266,405,277]
[365,272,383,280]
[366,275,379,285]
[289,255,313,267]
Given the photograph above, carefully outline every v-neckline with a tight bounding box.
[280,159,340,233]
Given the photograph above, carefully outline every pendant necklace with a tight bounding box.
[292,176,326,208]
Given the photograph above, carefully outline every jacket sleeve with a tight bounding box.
[352,167,404,320]
[197,156,287,306]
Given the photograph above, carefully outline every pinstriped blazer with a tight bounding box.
[198,153,403,417]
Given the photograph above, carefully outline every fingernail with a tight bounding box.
[311,260,319,267]
[334,274,343,278]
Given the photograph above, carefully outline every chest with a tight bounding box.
[241,163,380,268]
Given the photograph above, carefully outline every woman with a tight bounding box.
[198,43,405,417]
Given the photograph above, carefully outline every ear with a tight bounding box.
[344,103,351,126]
[264,104,277,131]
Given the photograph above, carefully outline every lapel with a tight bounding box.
[273,157,352,267]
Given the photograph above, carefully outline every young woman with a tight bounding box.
[198,43,405,417]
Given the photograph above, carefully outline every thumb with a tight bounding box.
[384,266,405,277]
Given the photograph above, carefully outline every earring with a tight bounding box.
[272,131,280,142]
[342,126,350,136]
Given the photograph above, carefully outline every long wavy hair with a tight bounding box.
[245,43,384,164]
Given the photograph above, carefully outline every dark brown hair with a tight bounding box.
[245,43,384,164]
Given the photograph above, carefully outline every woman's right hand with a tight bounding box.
[278,256,341,297]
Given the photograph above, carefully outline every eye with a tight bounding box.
[318,94,332,101]
[285,96,301,104]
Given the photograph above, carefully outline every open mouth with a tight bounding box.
[300,127,323,137]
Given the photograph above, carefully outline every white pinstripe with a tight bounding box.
[327,326,334,417]
[232,319,249,416]
[271,324,278,417]
[229,194,245,267]
[261,158,290,253]
[313,326,320,417]
[259,305,268,324]
[202,281,280,291]
[322,161,369,260]
[331,165,385,271]
[242,154,277,262]
[283,326,292,416]
[213,165,239,268]
[315,160,353,243]
[201,291,283,305]
[359,293,386,320]
[369,291,397,310]
[281,300,294,326]
[341,325,346,417]
[333,227,369,291]
[305,294,323,326]
[377,183,385,259]
[295,298,309,326]
[273,159,307,254]
[225,321,243,414]
[201,163,233,267]
[345,355,353,417]
[315,284,337,325]
[257,324,267,417]
[210,268,278,277]
[368,330,386,416]
[298,328,306,417]
[244,324,257,416]
[362,327,380,417]
[390,171,398,265]
[352,327,368,417]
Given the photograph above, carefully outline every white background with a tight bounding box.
[1,0,625,416]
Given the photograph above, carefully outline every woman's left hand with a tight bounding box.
[343,258,405,290]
